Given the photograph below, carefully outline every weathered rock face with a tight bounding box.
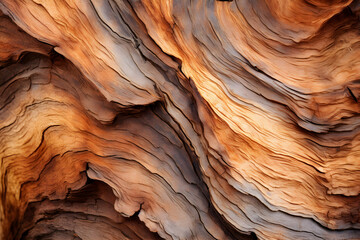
[0,0,359,239]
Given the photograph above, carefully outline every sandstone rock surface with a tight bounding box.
[1,0,360,239]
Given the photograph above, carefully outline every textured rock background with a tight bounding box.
[0,0,360,239]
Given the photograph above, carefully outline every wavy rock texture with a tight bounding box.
[1,0,360,239]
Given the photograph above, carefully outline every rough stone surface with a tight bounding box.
[1,1,360,239]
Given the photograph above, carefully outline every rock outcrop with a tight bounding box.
[0,0,359,239]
